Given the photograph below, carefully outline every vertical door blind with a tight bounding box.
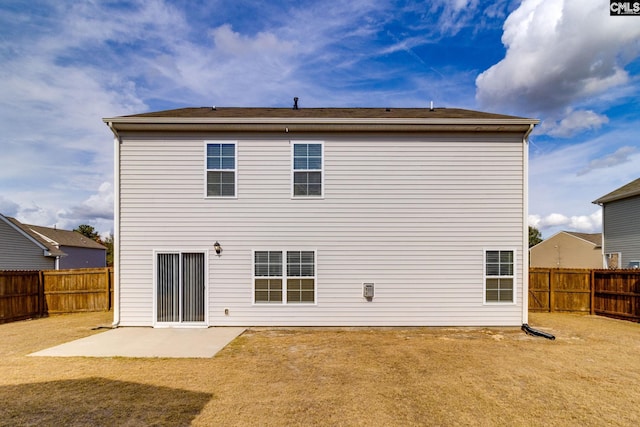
[157,252,205,323]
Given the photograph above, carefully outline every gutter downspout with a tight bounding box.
[522,123,534,326]
[108,122,121,328]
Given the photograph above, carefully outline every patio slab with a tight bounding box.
[29,327,246,358]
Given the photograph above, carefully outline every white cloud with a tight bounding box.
[59,182,114,223]
[542,109,609,138]
[476,0,640,119]
[577,145,637,176]
[0,196,20,217]
[528,210,602,234]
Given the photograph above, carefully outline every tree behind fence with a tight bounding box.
[529,267,640,322]
[0,268,113,324]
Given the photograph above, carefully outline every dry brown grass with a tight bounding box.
[1,312,640,426]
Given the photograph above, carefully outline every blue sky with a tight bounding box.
[1,0,639,238]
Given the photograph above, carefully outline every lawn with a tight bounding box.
[1,312,640,426]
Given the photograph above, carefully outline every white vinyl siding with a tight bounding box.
[0,218,56,270]
[118,132,526,326]
[602,198,640,268]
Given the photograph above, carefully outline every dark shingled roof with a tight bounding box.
[121,106,533,121]
[564,232,602,247]
[27,225,107,250]
[5,217,66,257]
[593,178,640,204]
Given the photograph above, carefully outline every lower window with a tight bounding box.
[484,250,514,303]
[254,250,316,304]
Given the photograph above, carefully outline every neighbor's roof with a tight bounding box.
[564,231,602,247]
[4,216,66,257]
[593,178,640,205]
[104,107,539,133]
[26,225,107,250]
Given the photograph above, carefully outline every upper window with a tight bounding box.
[254,250,316,304]
[292,142,323,197]
[206,142,236,197]
[484,250,514,303]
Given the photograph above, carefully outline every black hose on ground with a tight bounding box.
[522,323,556,340]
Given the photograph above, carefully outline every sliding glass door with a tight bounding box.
[156,252,206,325]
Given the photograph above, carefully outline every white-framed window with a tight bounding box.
[253,250,316,304]
[628,261,639,269]
[206,141,236,197]
[484,249,515,303]
[605,252,621,269]
[292,141,323,197]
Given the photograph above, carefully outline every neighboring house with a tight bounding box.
[529,231,602,268]
[25,224,107,269]
[593,178,640,269]
[0,213,63,270]
[104,106,538,327]
[0,213,106,270]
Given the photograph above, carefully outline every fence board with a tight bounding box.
[0,271,42,323]
[593,270,640,322]
[529,268,640,322]
[528,269,550,311]
[528,268,591,313]
[0,268,113,323]
[43,268,112,314]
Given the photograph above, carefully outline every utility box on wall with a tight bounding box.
[363,283,374,300]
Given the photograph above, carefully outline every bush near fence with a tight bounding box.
[529,267,640,322]
[0,268,112,324]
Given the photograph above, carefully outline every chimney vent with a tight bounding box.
[293,97,299,110]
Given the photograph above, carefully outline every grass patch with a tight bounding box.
[1,312,640,425]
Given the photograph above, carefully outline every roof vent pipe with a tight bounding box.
[430,101,434,111]
[293,97,299,110]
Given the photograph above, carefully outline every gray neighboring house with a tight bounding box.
[0,213,106,270]
[593,178,640,269]
[0,213,63,270]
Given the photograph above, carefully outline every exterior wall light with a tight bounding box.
[214,241,222,255]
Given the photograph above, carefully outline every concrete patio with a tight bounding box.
[29,327,246,358]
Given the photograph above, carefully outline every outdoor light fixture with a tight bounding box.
[214,241,222,255]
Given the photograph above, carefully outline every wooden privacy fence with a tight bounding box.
[593,270,640,322]
[0,267,113,324]
[529,268,592,313]
[529,267,640,322]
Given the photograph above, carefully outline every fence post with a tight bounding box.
[590,269,595,315]
[38,270,45,317]
[549,269,555,313]
[105,267,111,311]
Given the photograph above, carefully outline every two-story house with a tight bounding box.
[593,177,640,269]
[104,106,538,327]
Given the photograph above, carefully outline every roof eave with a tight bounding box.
[593,190,640,205]
[103,117,539,134]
